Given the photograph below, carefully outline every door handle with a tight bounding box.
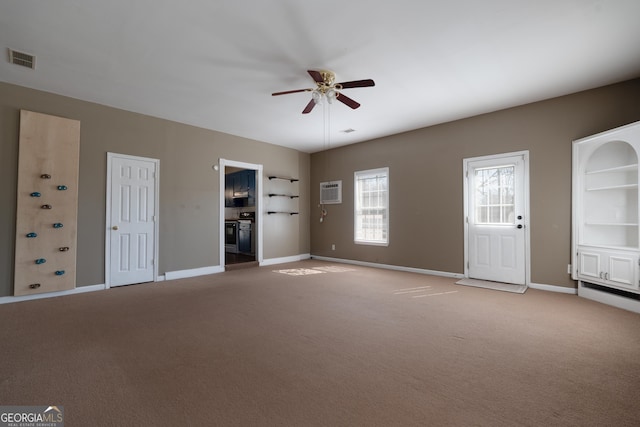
[517,224,523,229]
[112,226,119,230]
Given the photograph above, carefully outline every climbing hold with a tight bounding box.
[41,204,52,209]
[40,174,51,179]
[30,192,41,197]
[53,223,63,228]
[57,185,68,191]
[35,258,46,264]
[59,247,70,252]
[54,270,65,276]
[26,232,37,238]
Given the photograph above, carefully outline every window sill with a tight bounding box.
[354,240,389,247]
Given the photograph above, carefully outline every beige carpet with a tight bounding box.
[456,278,527,294]
[1,260,639,426]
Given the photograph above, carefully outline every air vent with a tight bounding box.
[320,180,342,204]
[8,49,36,69]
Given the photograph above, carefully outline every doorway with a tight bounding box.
[219,159,263,269]
[463,151,529,286]
[106,153,159,287]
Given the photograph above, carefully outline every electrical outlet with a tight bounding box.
[331,244,336,251]
[567,264,572,274]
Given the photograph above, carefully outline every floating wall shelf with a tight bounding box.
[268,176,299,182]
[268,193,299,199]
[266,175,299,216]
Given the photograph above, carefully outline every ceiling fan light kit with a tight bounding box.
[272,69,375,114]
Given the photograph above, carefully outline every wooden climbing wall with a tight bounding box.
[14,110,80,296]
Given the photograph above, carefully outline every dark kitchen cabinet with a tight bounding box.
[247,171,255,206]
[225,170,256,207]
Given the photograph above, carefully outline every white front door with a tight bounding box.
[107,154,158,287]
[465,153,528,285]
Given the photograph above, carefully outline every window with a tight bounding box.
[354,167,389,245]
[474,165,515,225]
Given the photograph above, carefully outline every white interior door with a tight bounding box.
[107,154,158,287]
[465,153,528,285]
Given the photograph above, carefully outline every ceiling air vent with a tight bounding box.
[320,181,342,204]
[8,49,36,69]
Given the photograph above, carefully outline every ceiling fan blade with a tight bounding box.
[302,99,316,114]
[308,70,324,83]
[336,92,361,109]
[272,88,311,96]
[337,79,375,89]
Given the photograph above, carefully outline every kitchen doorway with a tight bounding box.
[219,159,263,269]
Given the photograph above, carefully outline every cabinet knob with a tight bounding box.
[517,224,523,229]
[112,225,119,230]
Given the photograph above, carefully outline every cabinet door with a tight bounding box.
[578,250,601,281]
[247,171,256,207]
[607,253,637,289]
[238,228,251,253]
[225,174,234,207]
[232,171,247,193]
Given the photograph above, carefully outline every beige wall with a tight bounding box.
[2,79,639,297]
[0,82,310,296]
[310,78,640,289]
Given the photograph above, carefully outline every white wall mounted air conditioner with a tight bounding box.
[320,181,342,204]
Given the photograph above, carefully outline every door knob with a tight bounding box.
[517,224,523,229]
[112,226,119,230]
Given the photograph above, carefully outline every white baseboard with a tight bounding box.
[309,255,465,279]
[0,283,106,305]
[578,282,640,314]
[164,265,225,281]
[260,253,311,266]
[529,282,577,294]
[309,257,582,296]
[163,254,313,277]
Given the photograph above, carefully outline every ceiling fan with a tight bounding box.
[272,70,375,114]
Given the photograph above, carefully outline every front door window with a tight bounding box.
[474,166,515,225]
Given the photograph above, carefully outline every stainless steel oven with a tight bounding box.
[225,221,238,253]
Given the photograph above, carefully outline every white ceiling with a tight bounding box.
[2,1,640,153]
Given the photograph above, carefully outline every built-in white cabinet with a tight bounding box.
[577,248,637,290]
[572,121,640,312]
